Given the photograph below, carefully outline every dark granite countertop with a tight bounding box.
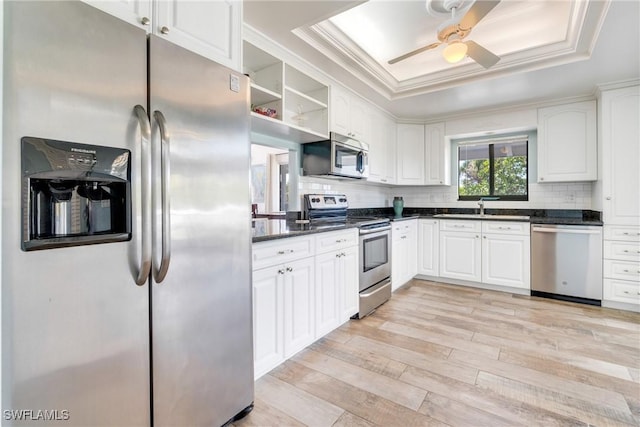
[348,208,603,226]
[252,218,358,243]
[254,208,603,242]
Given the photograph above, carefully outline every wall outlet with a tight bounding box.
[564,193,576,202]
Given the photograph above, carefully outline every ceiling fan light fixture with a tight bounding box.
[443,41,467,63]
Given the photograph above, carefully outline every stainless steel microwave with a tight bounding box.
[302,132,369,179]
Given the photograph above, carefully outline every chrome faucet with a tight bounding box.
[478,199,485,216]
[478,197,499,216]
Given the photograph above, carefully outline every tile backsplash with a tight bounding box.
[299,177,594,210]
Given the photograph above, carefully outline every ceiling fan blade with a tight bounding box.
[465,40,500,68]
[388,42,441,65]
[459,0,501,30]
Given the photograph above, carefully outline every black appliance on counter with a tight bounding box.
[303,194,392,317]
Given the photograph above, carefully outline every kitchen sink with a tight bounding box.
[433,213,531,220]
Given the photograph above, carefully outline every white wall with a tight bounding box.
[395,182,593,210]
[299,177,594,211]
[299,176,390,208]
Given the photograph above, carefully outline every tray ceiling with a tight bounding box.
[244,0,639,119]
[293,0,609,99]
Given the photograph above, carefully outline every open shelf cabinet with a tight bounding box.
[243,41,329,141]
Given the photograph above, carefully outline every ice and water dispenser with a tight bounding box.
[21,137,131,250]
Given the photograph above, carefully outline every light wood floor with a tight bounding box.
[234,280,640,427]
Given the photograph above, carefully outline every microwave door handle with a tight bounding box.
[357,151,365,173]
[133,105,152,286]
[153,110,171,283]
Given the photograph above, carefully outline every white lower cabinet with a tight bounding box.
[315,244,359,336]
[603,225,640,309]
[418,219,439,276]
[283,258,315,358]
[340,246,360,321]
[252,264,283,379]
[315,251,342,337]
[439,220,530,290]
[439,230,482,282]
[252,229,358,379]
[392,219,418,290]
[482,233,530,289]
[252,257,314,379]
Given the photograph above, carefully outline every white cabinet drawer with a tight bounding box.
[604,279,640,305]
[604,259,640,282]
[253,236,314,270]
[482,221,530,235]
[604,225,640,242]
[604,240,640,262]
[392,219,417,242]
[440,220,482,233]
[315,228,358,254]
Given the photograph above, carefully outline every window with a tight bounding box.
[458,137,528,201]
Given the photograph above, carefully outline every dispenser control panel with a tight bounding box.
[21,137,131,251]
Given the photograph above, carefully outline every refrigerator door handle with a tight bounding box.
[153,110,171,283]
[134,105,152,286]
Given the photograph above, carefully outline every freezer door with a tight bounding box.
[2,2,150,426]
[148,36,254,426]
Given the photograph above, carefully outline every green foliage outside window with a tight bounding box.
[458,140,528,200]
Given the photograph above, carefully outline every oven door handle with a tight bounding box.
[359,225,391,235]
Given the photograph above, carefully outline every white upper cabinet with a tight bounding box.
[330,85,370,142]
[155,0,241,70]
[82,0,152,29]
[396,124,425,185]
[83,0,242,70]
[537,100,597,182]
[369,112,396,184]
[600,85,640,226]
[424,122,450,186]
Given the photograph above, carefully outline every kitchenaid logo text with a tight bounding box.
[70,147,96,154]
[3,409,70,421]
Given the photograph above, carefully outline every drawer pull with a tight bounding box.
[277,249,294,255]
[401,235,407,239]
[335,238,347,243]
[498,226,512,230]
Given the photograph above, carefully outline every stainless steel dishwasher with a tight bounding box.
[531,224,603,305]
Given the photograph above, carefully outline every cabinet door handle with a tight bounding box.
[278,269,285,275]
[401,235,407,239]
[141,16,150,26]
[606,196,612,200]
[286,267,293,272]
[483,236,486,239]
[160,26,170,34]
[336,253,341,258]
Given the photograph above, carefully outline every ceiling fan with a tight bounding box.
[388,0,501,68]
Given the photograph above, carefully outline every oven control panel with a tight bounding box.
[304,194,348,210]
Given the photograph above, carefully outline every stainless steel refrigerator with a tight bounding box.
[2,2,254,425]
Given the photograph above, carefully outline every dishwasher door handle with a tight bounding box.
[532,227,601,235]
